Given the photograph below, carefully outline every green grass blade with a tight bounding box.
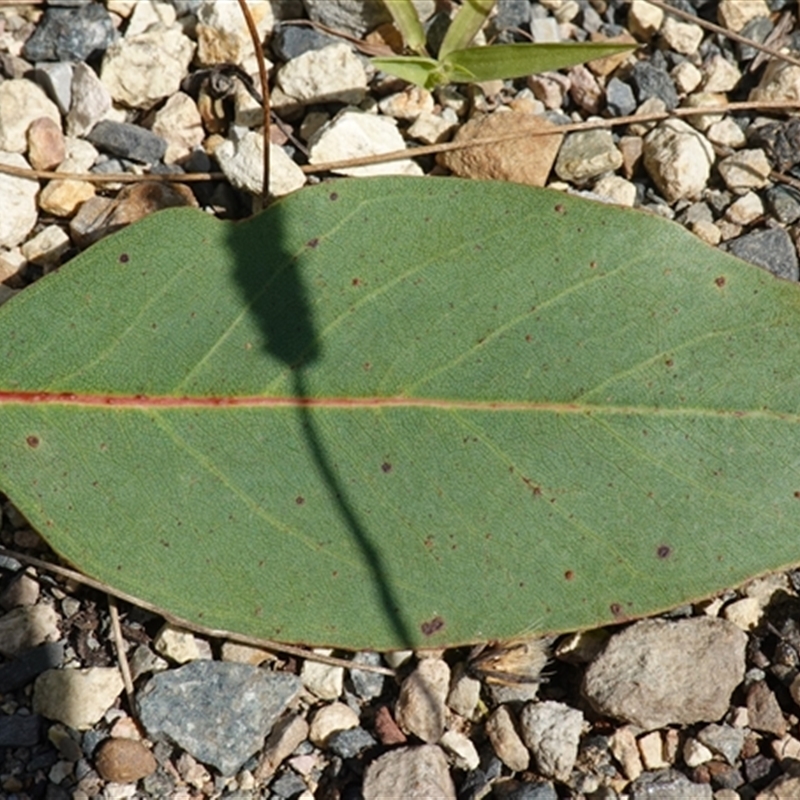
[382,0,428,54]
[370,56,440,88]
[438,0,496,60]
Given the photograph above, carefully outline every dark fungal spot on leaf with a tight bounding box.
[381,462,392,473]
[329,191,338,201]
[564,570,575,580]
[610,602,623,617]
[118,253,129,263]
[296,496,305,505]
[555,204,566,214]
[794,491,800,498]
[420,615,445,636]
[26,435,39,448]
[715,276,726,287]
[656,544,672,559]
[352,277,361,286]
[307,237,319,248]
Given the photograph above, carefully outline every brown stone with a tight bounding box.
[95,738,156,783]
[587,32,637,77]
[437,112,564,187]
[108,181,198,226]
[747,682,787,738]
[27,117,65,171]
[373,704,407,746]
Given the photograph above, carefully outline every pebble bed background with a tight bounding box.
[3,0,800,798]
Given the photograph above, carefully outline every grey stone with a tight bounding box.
[727,227,799,281]
[327,726,377,758]
[606,77,637,116]
[32,62,73,115]
[22,3,117,63]
[628,768,713,799]
[0,641,63,692]
[504,782,559,800]
[738,16,774,62]
[554,129,623,183]
[137,660,301,776]
[519,700,584,782]
[87,120,167,165]
[696,724,744,766]
[582,617,746,730]
[271,24,341,61]
[270,770,307,797]
[0,713,41,747]
[302,0,392,38]
[66,62,112,138]
[631,61,678,110]
[362,745,455,800]
[765,184,800,224]
[350,651,385,700]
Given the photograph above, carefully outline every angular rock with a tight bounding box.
[20,225,70,267]
[38,179,96,218]
[750,61,800,105]
[100,26,195,109]
[125,0,177,38]
[34,667,124,730]
[66,62,112,139]
[643,118,714,202]
[255,712,308,781]
[0,602,60,658]
[33,62,73,115]
[27,117,65,171]
[328,726,378,759]
[22,2,117,62]
[554,128,622,184]
[87,120,167,164]
[747,681,788,737]
[94,738,157,783]
[439,112,563,186]
[717,149,772,193]
[395,658,450,743]
[446,669,480,719]
[379,86,435,120]
[519,700,583,782]
[350,651,386,700]
[606,77,637,116]
[137,660,300,776]
[277,43,367,105]
[308,702,360,747]
[696,724,745,766]
[196,0,274,70]
[0,152,39,248]
[582,617,746,730]
[631,61,678,110]
[440,730,479,771]
[215,132,306,197]
[0,79,61,154]
[660,17,703,56]
[362,745,455,800]
[153,624,201,664]
[303,0,398,38]
[271,23,341,61]
[627,0,663,41]
[151,92,204,164]
[486,705,529,773]
[301,654,344,700]
[308,109,422,177]
[702,54,742,93]
[718,0,770,33]
[727,227,799,281]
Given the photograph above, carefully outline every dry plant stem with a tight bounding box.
[235,0,270,202]
[299,100,800,174]
[107,593,136,706]
[0,164,225,182]
[641,0,800,70]
[0,546,396,675]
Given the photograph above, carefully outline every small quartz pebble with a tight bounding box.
[519,700,584,782]
[395,658,450,743]
[638,730,669,769]
[724,192,764,226]
[362,745,456,800]
[750,61,800,104]
[661,16,703,55]
[27,117,65,171]
[101,27,196,109]
[528,71,570,109]
[195,0,274,71]
[684,737,714,767]
[611,726,643,781]
[707,118,746,148]
[20,225,70,268]
[66,62,112,139]
[582,617,746,730]
[277,43,367,106]
[0,602,60,657]
[718,149,772,193]
[301,652,344,700]
[308,702,359,747]
[216,132,305,197]
[309,110,422,177]
[153,624,201,664]
[0,79,61,154]
[718,0,770,33]
[593,174,637,206]
[378,86,434,120]
[438,112,563,186]
[34,667,124,730]
[568,64,603,115]
[220,641,274,666]
[643,118,714,202]
[256,713,309,781]
[125,0,177,38]
[94,738,157,783]
[554,129,623,184]
[446,669,481,719]
[723,596,764,628]
[38,179,96,218]
[486,705,529,772]
[627,0,663,41]
[702,54,742,93]
[440,730,480,771]
[672,61,702,94]
[151,92,204,164]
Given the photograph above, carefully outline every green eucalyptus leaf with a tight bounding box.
[2,177,800,651]
[442,41,637,82]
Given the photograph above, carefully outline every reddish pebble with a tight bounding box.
[27,117,65,171]
[95,738,157,783]
[373,705,407,746]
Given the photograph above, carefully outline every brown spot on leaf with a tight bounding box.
[296,496,305,505]
[329,192,338,201]
[119,253,129,263]
[420,616,445,636]
[381,461,392,473]
[307,237,319,248]
[555,204,566,214]
[715,276,726,287]
[794,491,800,498]
[26,435,39,448]
[610,602,623,617]
[656,544,671,559]
[564,569,575,580]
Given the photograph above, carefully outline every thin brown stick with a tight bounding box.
[0,546,396,675]
[641,0,800,70]
[0,164,224,183]
[300,100,800,175]
[236,0,271,202]
[107,594,136,705]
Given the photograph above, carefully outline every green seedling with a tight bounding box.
[373,0,636,89]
